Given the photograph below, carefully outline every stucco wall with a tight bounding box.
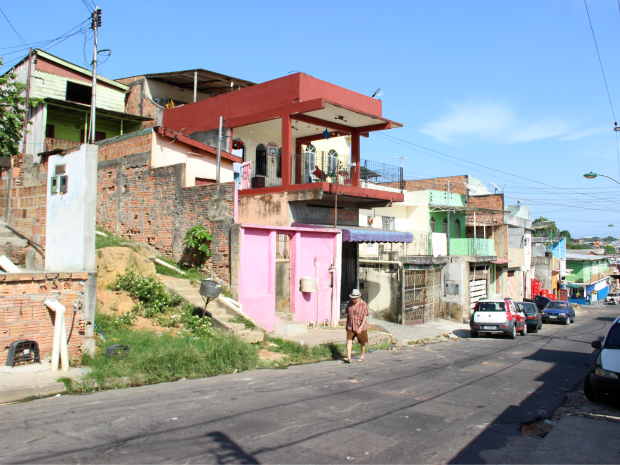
[359,263,401,322]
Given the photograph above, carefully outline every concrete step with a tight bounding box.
[273,321,308,337]
[276,311,293,322]
[227,322,246,331]
[236,329,264,343]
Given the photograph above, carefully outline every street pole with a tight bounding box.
[89,7,101,144]
[21,47,33,153]
[393,157,408,192]
[447,181,451,256]
[216,116,223,183]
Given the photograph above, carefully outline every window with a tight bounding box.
[45,124,55,139]
[276,148,282,178]
[454,219,461,238]
[255,144,267,176]
[66,81,92,105]
[80,130,106,143]
[327,149,338,177]
[304,145,316,183]
[430,217,436,233]
[382,216,395,230]
[443,218,448,233]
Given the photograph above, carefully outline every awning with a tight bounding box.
[566,283,585,288]
[291,223,413,243]
[491,258,511,265]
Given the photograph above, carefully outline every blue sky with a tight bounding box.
[2,0,620,239]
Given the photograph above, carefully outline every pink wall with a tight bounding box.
[237,224,341,332]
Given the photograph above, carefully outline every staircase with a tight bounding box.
[162,277,264,343]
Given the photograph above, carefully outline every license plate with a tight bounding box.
[483,326,496,330]
[549,316,557,319]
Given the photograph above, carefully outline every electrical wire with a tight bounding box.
[0,7,27,47]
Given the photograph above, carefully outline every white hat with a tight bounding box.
[349,289,361,299]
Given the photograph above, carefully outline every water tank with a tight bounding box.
[300,277,317,293]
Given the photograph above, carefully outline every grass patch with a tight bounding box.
[71,312,259,392]
[229,315,255,330]
[95,227,127,249]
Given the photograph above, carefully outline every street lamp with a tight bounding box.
[583,172,620,184]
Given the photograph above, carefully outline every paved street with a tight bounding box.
[0,307,617,464]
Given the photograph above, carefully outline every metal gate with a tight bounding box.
[403,269,441,325]
[469,266,488,312]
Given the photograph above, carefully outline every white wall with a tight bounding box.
[46,144,97,271]
[145,79,211,104]
[151,133,234,186]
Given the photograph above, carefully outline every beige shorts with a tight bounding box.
[346,330,368,344]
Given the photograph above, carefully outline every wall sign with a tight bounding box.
[267,142,279,157]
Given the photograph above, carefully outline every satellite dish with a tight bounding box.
[491,182,503,193]
[370,88,384,98]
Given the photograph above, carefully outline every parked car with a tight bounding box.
[470,298,527,339]
[517,301,542,333]
[541,301,575,325]
[604,293,619,305]
[584,317,620,402]
[533,295,552,312]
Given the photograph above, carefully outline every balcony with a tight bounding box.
[45,138,81,152]
[240,151,403,191]
[450,238,495,256]
[428,190,467,208]
[361,232,433,257]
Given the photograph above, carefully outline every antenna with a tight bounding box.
[370,88,384,98]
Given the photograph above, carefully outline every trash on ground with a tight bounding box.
[346,456,355,461]
[171,417,178,421]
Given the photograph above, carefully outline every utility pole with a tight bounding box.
[89,7,101,144]
[216,116,223,183]
[21,47,33,153]
[447,181,451,256]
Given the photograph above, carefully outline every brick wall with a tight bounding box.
[96,129,154,163]
[0,154,48,267]
[116,76,159,128]
[401,175,470,195]
[0,272,91,365]
[96,151,235,285]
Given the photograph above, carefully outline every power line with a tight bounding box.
[0,7,27,47]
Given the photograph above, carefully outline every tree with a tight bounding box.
[0,57,27,157]
[606,236,616,242]
[533,217,559,239]
[559,230,572,244]
[605,245,616,255]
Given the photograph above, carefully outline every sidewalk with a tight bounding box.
[368,317,470,344]
[282,327,392,346]
[0,362,90,404]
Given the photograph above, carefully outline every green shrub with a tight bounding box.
[109,270,181,317]
[183,224,213,265]
[180,303,213,337]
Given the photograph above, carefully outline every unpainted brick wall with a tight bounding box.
[401,175,470,195]
[0,272,90,365]
[116,76,159,128]
[97,131,153,163]
[0,154,48,267]
[96,151,235,285]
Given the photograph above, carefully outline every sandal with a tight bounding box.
[343,358,351,363]
[357,358,364,362]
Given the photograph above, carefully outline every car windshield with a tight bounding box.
[520,303,537,313]
[608,294,618,298]
[604,324,620,348]
[477,302,505,312]
[545,302,568,310]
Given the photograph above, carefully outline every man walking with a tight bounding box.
[343,289,369,363]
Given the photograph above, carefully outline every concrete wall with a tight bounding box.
[0,271,97,364]
[533,255,553,290]
[96,152,235,284]
[232,224,341,332]
[359,262,401,322]
[441,259,469,323]
[46,144,97,272]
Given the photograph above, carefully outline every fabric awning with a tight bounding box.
[291,223,413,243]
[566,282,586,288]
[491,258,511,265]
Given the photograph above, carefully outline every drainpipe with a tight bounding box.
[328,263,337,326]
[45,300,69,372]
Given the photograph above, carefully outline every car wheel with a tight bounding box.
[584,371,600,403]
[509,326,516,339]
[564,318,570,326]
[571,318,575,324]
[471,331,478,338]
[531,325,539,334]
[538,322,543,331]
[520,324,527,336]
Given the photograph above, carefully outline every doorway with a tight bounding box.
[341,241,358,307]
[275,234,291,316]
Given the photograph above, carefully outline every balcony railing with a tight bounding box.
[360,232,434,257]
[450,238,495,256]
[239,151,403,191]
[45,138,81,152]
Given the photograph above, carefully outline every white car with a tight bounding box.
[604,293,619,305]
[585,317,620,402]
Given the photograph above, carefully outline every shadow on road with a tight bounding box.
[204,432,259,464]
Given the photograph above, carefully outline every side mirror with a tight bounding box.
[591,340,602,349]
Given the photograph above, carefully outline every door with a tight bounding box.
[275,234,291,315]
[341,241,358,307]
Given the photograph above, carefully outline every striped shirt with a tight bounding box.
[346,299,369,332]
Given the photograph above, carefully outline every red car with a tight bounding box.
[470,298,527,339]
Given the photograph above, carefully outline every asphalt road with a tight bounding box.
[0,307,617,464]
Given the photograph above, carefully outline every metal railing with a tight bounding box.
[45,138,80,152]
[449,238,495,256]
[239,151,404,191]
